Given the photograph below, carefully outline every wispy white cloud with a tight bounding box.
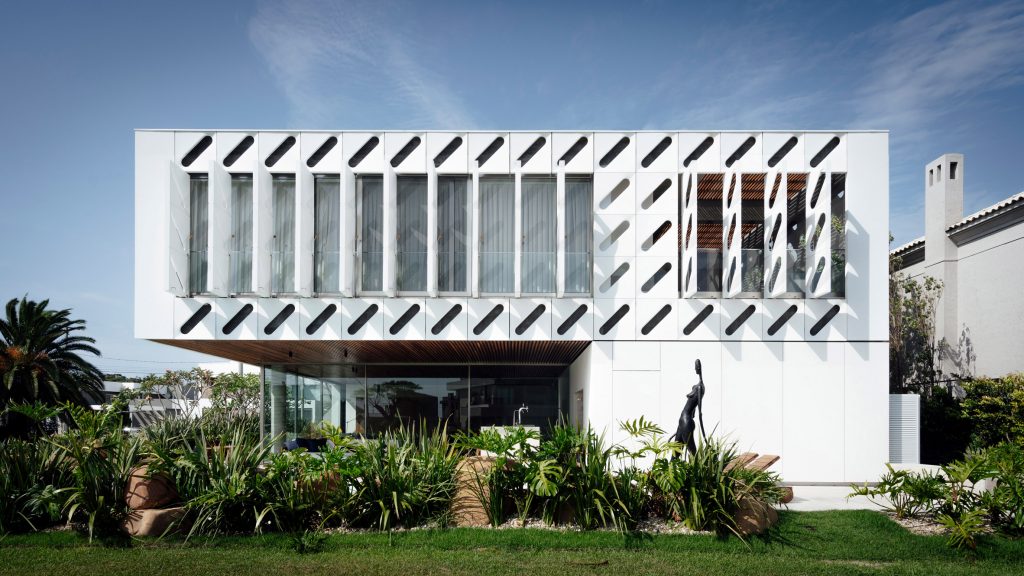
[249,0,476,128]
[852,0,1024,138]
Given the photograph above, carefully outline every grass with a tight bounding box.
[1,511,1023,575]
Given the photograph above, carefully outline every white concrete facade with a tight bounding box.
[136,130,890,483]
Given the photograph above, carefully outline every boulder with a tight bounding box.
[452,456,496,527]
[780,486,794,504]
[123,507,186,537]
[125,465,178,510]
[734,497,779,535]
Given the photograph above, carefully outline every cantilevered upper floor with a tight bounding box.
[135,130,889,348]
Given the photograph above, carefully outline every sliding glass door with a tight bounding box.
[271,175,296,294]
[230,175,253,294]
[521,176,556,293]
[358,175,384,293]
[188,175,208,295]
[479,176,514,293]
[314,175,341,294]
[564,176,593,294]
[437,176,468,293]
[396,176,427,292]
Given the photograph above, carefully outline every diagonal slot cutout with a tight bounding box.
[641,304,673,335]
[222,304,254,335]
[557,304,588,335]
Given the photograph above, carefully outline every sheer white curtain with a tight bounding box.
[521,176,556,293]
[396,176,427,292]
[480,176,514,293]
[314,175,341,293]
[437,176,468,292]
[359,176,384,292]
[565,177,593,294]
[230,175,253,293]
[272,175,296,293]
[188,176,208,295]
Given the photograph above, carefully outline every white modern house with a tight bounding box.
[892,154,1024,379]
[135,130,889,483]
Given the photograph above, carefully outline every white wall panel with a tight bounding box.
[635,172,677,215]
[593,173,634,215]
[720,299,762,341]
[552,132,594,173]
[595,214,635,258]
[846,132,889,341]
[510,133,552,174]
[425,298,469,340]
[510,298,553,340]
[761,132,805,172]
[468,133,510,174]
[635,257,677,299]
[173,297,215,339]
[551,298,594,340]
[677,298,721,341]
[257,298,302,340]
[720,132,762,172]
[761,299,804,341]
[215,297,258,340]
[168,163,191,296]
[721,341,783,459]
[135,131,175,338]
[383,298,426,339]
[594,132,636,172]
[805,133,847,172]
[427,133,468,174]
[299,299,343,340]
[636,132,678,172]
[343,132,385,173]
[611,370,661,450]
[594,298,634,341]
[782,341,845,482]
[341,298,384,339]
[678,132,721,172]
[385,132,426,174]
[259,132,299,173]
[300,133,342,173]
[467,298,511,340]
[594,257,635,299]
[805,299,847,341]
[846,342,889,481]
[636,300,677,340]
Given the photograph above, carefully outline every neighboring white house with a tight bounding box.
[891,154,1024,379]
[135,130,890,483]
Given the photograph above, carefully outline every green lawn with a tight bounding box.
[1,511,1022,576]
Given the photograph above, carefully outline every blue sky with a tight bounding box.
[1,0,1023,375]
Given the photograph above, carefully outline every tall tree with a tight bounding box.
[0,297,103,408]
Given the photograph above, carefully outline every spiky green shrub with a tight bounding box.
[535,422,615,529]
[849,464,947,518]
[51,404,142,542]
[346,422,459,530]
[0,437,73,533]
[149,420,272,538]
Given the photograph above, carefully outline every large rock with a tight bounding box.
[123,507,186,537]
[734,497,779,535]
[125,465,178,510]
[453,456,496,527]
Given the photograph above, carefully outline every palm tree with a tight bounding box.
[0,297,104,409]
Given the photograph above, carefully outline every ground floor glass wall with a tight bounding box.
[263,364,567,442]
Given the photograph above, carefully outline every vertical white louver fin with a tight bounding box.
[807,170,831,297]
[680,172,698,297]
[722,171,742,298]
[765,170,787,297]
[168,162,190,296]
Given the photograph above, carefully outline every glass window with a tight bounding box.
[271,175,296,294]
[521,176,556,293]
[480,176,515,293]
[314,175,341,294]
[829,173,846,297]
[565,176,593,294]
[396,175,428,292]
[358,175,384,292]
[365,365,469,435]
[696,174,723,294]
[739,174,765,295]
[785,174,807,295]
[263,365,366,444]
[437,176,469,293]
[230,175,253,294]
[469,365,560,431]
[188,175,208,295]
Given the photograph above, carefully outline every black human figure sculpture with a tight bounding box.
[673,359,706,458]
